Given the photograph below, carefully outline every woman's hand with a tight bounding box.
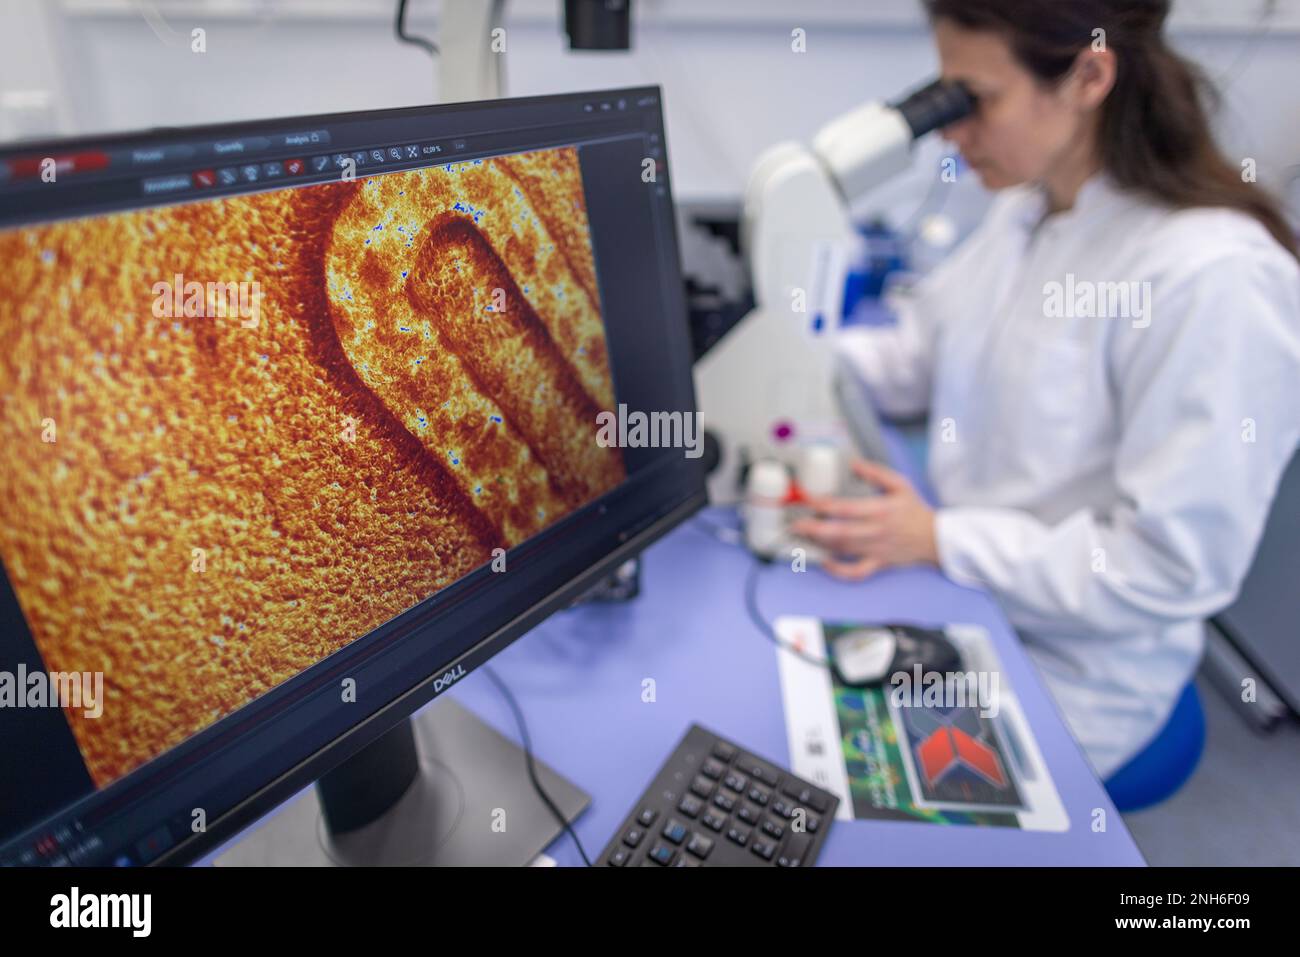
[789,459,939,580]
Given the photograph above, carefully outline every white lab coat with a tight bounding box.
[839,171,1300,778]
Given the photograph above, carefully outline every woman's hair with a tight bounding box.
[923,0,1299,260]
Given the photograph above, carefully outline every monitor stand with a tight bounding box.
[213,697,589,867]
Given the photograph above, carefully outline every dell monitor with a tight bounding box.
[0,86,704,866]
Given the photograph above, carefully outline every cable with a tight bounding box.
[395,0,438,57]
[743,560,832,669]
[482,664,593,867]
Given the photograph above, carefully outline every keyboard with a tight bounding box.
[597,725,838,867]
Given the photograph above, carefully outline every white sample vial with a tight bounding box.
[797,444,844,499]
[743,459,791,559]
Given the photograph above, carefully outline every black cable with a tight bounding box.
[395,0,438,56]
[482,664,593,867]
[743,559,832,669]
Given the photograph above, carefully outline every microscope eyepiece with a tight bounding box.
[890,79,976,138]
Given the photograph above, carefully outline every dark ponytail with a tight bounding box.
[923,0,1299,261]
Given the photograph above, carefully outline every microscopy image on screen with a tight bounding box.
[0,146,624,787]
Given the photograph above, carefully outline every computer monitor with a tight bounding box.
[0,86,705,866]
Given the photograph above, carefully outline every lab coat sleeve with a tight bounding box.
[836,297,936,419]
[934,247,1300,639]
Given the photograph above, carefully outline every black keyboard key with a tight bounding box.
[736,804,760,826]
[622,827,644,848]
[725,825,751,847]
[761,819,785,840]
[609,848,631,866]
[686,833,714,860]
[735,755,780,786]
[771,799,793,819]
[636,807,658,828]
[747,785,770,806]
[701,757,726,780]
[777,833,812,867]
[690,775,715,799]
[672,855,701,867]
[781,780,831,814]
[723,772,747,794]
[806,815,820,834]
[701,809,727,832]
[677,794,703,819]
[661,818,688,845]
[713,791,736,812]
[711,740,738,763]
[750,838,776,861]
[648,843,676,866]
[805,791,830,814]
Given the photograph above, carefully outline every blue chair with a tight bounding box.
[1104,681,1205,812]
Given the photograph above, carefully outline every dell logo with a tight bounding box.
[433,665,466,693]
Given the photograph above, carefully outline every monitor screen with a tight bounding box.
[0,87,704,866]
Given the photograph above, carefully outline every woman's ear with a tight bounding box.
[1066,45,1118,112]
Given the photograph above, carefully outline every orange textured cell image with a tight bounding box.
[0,146,625,788]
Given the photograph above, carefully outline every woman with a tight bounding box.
[791,0,1300,781]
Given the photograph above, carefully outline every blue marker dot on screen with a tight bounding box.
[489,415,502,424]
[812,314,825,333]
